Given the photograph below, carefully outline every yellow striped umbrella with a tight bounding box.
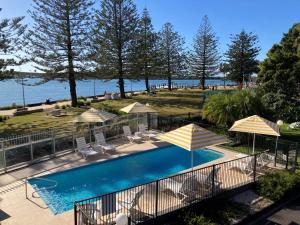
[229,115,280,154]
[158,123,227,169]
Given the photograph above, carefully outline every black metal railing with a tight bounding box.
[74,154,273,225]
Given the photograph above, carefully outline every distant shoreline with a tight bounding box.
[0,79,234,107]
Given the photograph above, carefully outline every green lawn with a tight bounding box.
[280,123,300,142]
[0,89,204,137]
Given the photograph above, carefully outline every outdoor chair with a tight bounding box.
[195,167,221,186]
[80,194,118,225]
[160,175,200,201]
[231,157,254,175]
[257,151,275,167]
[118,189,144,212]
[76,137,100,159]
[138,124,157,140]
[94,132,116,153]
[123,126,142,143]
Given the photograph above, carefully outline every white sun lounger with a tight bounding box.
[118,189,144,211]
[232,157,254,175]
[161,176,199,200]
[123,126,142,143]
[94,132,116,153]
[76,137,100,159]
[138,124,156,139]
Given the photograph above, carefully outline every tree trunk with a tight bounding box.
[145,75,150,92]
[201,75,205,90]
[66,4,77,107]
[119,77,126,98]
[168,75,172,91]
[68,70,77,107]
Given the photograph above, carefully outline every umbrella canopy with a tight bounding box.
[158,123,227,151]
[229,115,280,155]
[120,102,157,114]
[73,108,117,123]
[229,115,280,136]
[158,123,227,169]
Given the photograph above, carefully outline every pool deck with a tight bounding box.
[0,139,241,225]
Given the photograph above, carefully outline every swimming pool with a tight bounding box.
[29,145,224,214]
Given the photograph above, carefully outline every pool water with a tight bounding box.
[29,145,224,214]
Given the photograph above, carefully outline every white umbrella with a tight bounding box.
[73,108,117,123]
[120,102,157,127]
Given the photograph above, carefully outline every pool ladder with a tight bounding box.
[25,177,58,199]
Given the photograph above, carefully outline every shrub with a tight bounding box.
[183,212,215,225]
[77,100,86,107]
[0,116,4,122]
[61,105,66,110]
[54,105,60,109]
[202,89,266,127]
[86,101,91,106]
[256,170,300,201]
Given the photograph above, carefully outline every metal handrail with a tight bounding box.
[25,177,58,199]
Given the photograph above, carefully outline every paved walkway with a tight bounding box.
[256,197,300,225]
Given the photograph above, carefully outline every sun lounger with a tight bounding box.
[118,189,144,211]
[231,157,254,175]
[160,176,200,200]
[76,137,100,159]
[123,126,142,143]
[94,132,116,153]
[193,167,221,194]
[138,124,157,139]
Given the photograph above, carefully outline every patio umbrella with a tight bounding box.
[73,108,117,123]
[120,102,157,114]
[73,108,117,143]
[229,115,280,154]
[120,102,157,127]
[158,123,227,170]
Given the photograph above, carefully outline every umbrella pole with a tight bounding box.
[136,113,139,132]
[191,151,194,171]
[252,133,256,155]
[274,136,279,167]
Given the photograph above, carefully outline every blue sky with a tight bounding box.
[1,0,300,71]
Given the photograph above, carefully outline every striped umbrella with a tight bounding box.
[158,123,227,169]
[229,115,280,154]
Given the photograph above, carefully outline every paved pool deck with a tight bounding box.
[0,139,239,225]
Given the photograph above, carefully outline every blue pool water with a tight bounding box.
[29,145,223,214]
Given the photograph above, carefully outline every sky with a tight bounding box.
[1,0,300,72]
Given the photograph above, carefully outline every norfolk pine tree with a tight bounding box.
[0,8,27,79]
[190,15,220,90]
[159,23,185,91]
[93,0,139,98]
[27,0,94,107]
[133,8,160,92]
[224,30,260,88]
